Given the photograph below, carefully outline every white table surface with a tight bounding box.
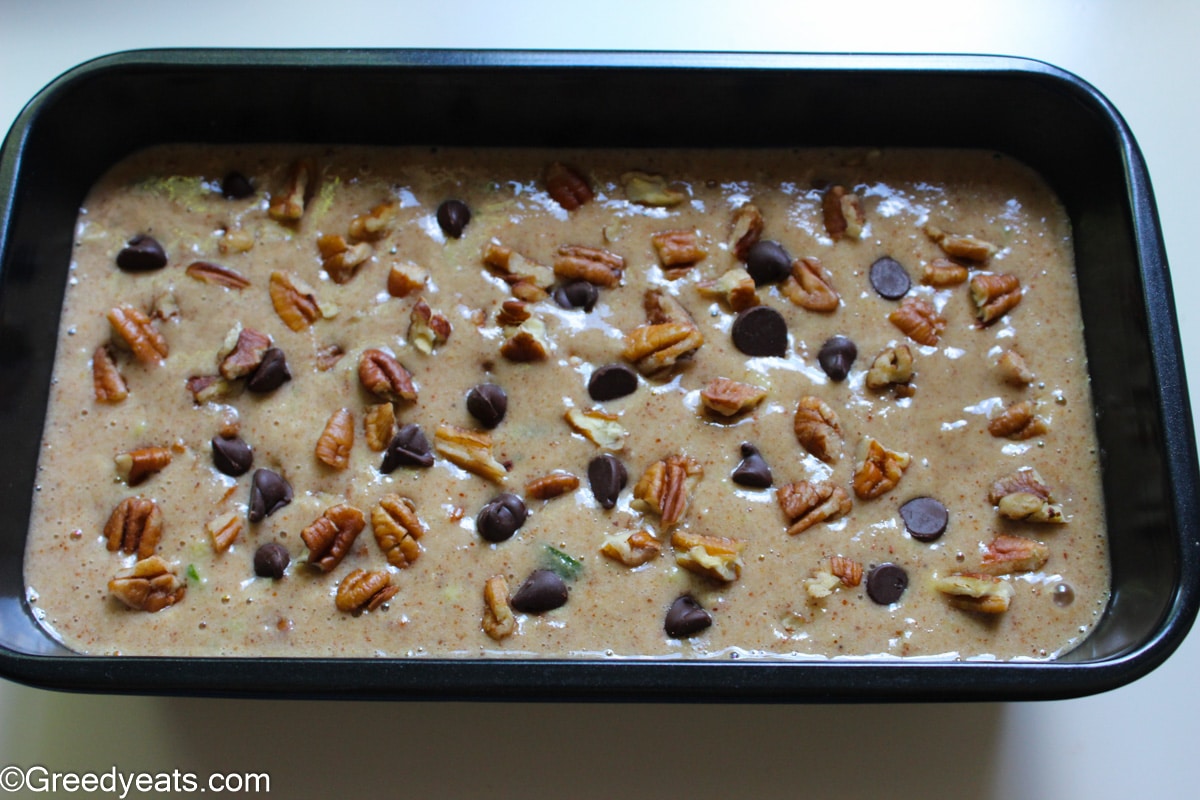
[2,1,1197,797]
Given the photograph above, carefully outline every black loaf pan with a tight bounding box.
[0,50,1196,701]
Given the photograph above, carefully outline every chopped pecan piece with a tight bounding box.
[315,344,345,372]
[622,322,704,375]
[865,345,915,391]
[632,454,703,530]
[989,468,1065,523]
[805,557,863,599]
[104,496,163,559]
[109,556,185,612]
[409,297,452,354]
[317,233,373,284]
[433,423,508,482]
[185,374,236,404]
[372,493,424,568]
[888,295,945,346]
[267,157,316,222]
[793,396,842,464]
[933,572,1014,614]
[363,403,395,452]
[114,446,172,487]
[830,556,864,587]
[600,529,662,567]
[696,268,759,311]
[622,171,687,206]
[525,471,581,500]
[358,348,418,403]
[335,568,398,613]
[219,325,272,379]
[643,288,695,326]
[970,272,1022,324]
[218,228,255,255]
[803,570,842,600]
[206,511,242,554]
[996,349,1035,386]
[728,202,764,260]
[921,258,969,287]
[107,304,168,364]
[564,408,627,450]
[186,260,251,289]
[496,299,531,327]
[980,533,1050,575]
[852,437,911,500]
[781,256,839,312]
[988,400,1048,440]
[778,481,852,535]
[700,377,767,417]
[269,271,323,331]
[348,200,399,241]
[500,317,551,362]
[315,408,354,470]
[387,261,429,297]
[482,575,516,641]
[926,224,999,262]
[822,184,865,240]
[481,241,555,299]
[544,162,593,210]
[92,345,128,403]
[553,244,625,288]
[301,504,367,573]
[651,230,707,277]
[671,530,746,583]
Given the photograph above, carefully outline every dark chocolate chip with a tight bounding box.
[511,569,569,613]
[466,383,508,428]
[246,348,291,393]
[588,454,628,510]
[552,280,599,312]
[869,256,912,300]
[732,442,773,488]
[744,240,792,286]
[817,335,857,382]
[221,171,255,200]
[211,435,253,477]
[476,493,528,543]
[380,424,434,472]
[587,363,639,402]
[664,595,713,638]
[436,199,471,238]
[115,234,168,272]
[253,542,289,579]
[731,305,788,357]
[249,469,293,523]
[866,563,909,605]
[900,496,949,542]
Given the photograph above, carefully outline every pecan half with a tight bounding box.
[700,377,767,417]
[92,345,128,403]
[988,400,1048,440]
[348,200,399,242]
[865,345,915,391]
[315,408,354,470]
[852,437,911,500]
[409,297,452,354]
[696,268,759,311]
[186,260,251,289]
[336,568,398,613]
[267,157,316,222]
[387,261,429,297]
[206,511,242,554]
[622,322,704,375]
[980,533,1050,575]
[778,481,852,535]
[564,408,627,450]
[525,471,581,501]
[933,572,1014,614]
[622,170,687,206]
[500,317,551,362]
[989,468,1065,523]
[888,295,945,346]
[372,493,424,568]
[822,184,865,241]
[219,325,272,379]
[632,454,703,530]
[363,402,395,452]
[651,230,707,277]
[553,244,625,288]
[921,258,969,287]
[544,162,593,210]
[793,396,842,464]
[107,304,168,364]
[482,575,516,641]
[269,271,323,331]
[996,349,1035,386]
[358,349,418,403]
[671,530,746,583]
[109,555,186,612]
[970,273,1022,324]
[114,446,172,487]
[600,529,662,567]
[301,504,367,573]
[317,233,373,284]
[781,256,839,312]
[434,424,508,482]
[926,224,999,262]
[104,496,163,559]
[728,202,764,261]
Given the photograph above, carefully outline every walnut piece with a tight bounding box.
[372,493,424,568]
[553,244,625,288]
[525,471,581,501]
[267,157,315,222]
[852,437,911,500]
[317,233,373,284]
[793,396,842,464]
[500,317,551,362]
[315,408,354,470]
[301,504,366,573]
[651,230,707,277]
[622,322,704,375]
[622,171,687,206]
[206,511,242,554]
[109,556,186,612]
[778,480,852,535]
[92,345,128,403]
[822,184,865,240]
[218,325,272,380]
[988,400,1048,440]
[671,530,746,582]
[387,261,429,297]
[269,271,323,331]
[564,408,627,450]
[544,162,593,210]
[186,260,251,289]
[933,572,1014,614]
[409,297,452,354]
[888,295,945,346]
[114,446,172,487]
[600,529,662,567]
[107,304,168,364]
[996,349,1035,386]
[865,345,915,391]
[358,348,418,403]
[482,575,516,641]
[921,258,969,287]
[728,202,764,261]
[104,496,163,559]
[348,200,399,242]
[434,423,508,482]
[971,272,1023,324]
[781,256,839,312]
[696,268,759,311]
[363,402,395,452]
[979,533,1050,575]
[336,568,398,613]
[989,467,1065,523]
[632,454,703,530]
[926,224,999,262]
[700,377,767,417]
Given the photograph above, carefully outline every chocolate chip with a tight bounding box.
[248,469,292,523]
[436,199,471,238]
[211,435,253,477]
[221,171,255,199]
[246,348,291,393]
[866,563,909,605]
[869,256,911,300]
[664,595,712,638]
[253,542,289,579]
[476,493,528,543]
[380,424,434,472]
[732,442,773,488]
[817,335,857,381]
[588,454,627,509]
[466,383,508,428]
[511,569,569,613]
[744,240,792,286]
[900,496,949,542]
[552,280,599,312]
[731,305,788,357]
[587,363,638,402]
[115,234,167,272]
